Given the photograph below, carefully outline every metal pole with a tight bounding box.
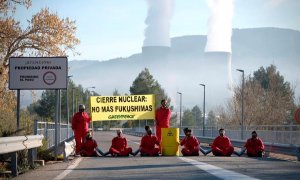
[139,120,141,132]
[199,84,205,136]
[66,88,69,138]
[58,90,61,143]
[241,71,245,140]
[237,69,245,140]
[16,89,20,130]
[177,92,182,130]
[203,85,206,136]
[55,90,59,160]
[72,88,74,117]
[180,93,182,129]
[11,152,18,176]
[75,97,78,111]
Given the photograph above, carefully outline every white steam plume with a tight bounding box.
[205,0,234,53]
[143,0,174,47]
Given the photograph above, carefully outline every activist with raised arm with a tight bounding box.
[72,104,92,155]
[155,99,171,144]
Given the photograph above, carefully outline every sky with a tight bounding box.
[12,0,300,61]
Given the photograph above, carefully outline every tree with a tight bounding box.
[113,88,120,96]
[219,64,296,126]
[1,8,80,92]
[31,80,94,124]
[34,90,56,120]
[182,109,196,127]
[206,110,217,127]
[130,68,169,108]
[0,1,80,135]
[170,113,178,127]
[0,0,31,14]
[191,105,202,127]
[129,68,170,128]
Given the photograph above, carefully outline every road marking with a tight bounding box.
[54,157,83,180]
[179,157,260,180]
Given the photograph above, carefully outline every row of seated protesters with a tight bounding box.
[79,127,264,158]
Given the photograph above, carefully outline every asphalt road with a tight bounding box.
[15,131,300,180]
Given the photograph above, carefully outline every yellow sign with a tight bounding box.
[90,94,155,121]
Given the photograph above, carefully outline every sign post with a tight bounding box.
[9,57,68,159]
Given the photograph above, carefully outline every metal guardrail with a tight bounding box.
[0,135,44,177]
[123,130,300,161]
[0,135,43,154]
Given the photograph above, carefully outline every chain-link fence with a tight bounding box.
[180,125,300,146]
[35,121,73,149]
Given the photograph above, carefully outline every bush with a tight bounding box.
[38,139,55,161]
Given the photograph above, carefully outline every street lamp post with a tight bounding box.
[72,87,75,116]
[236,69,245,140]
[177,92,182,130]
[86,86,96,103]
[86,86,96,132]
[199,84,206,136]
[66,75,72,138]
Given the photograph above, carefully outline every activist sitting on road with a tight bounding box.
[144,125,150,135]
[212,128,234,156]
[109,129,133,157]
[243,131,265,157]
[180,128,200,156]
[140,127,160,156]
[80,131,98,157]
[72,104,92,155]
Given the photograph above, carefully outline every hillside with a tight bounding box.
[22,27,300,110]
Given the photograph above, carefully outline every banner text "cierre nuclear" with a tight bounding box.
[95,95,148,103]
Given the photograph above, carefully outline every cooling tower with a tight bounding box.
[142,46,170,60]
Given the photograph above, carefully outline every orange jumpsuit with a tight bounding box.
[81,139,98,157]
[140,134,160,156]
[72,112,91,154]
[244,138,264,157]
[180,136,200,156]
[109,136,132,156]
[155,107,171,142]
[212,136,234,156]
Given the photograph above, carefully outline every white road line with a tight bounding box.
[178,157,260,180]
[54,157,83,180]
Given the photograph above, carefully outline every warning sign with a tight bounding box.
[9,57,67,90]
[90,95,155,121]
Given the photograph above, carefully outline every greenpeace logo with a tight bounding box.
[108,115,135,119]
